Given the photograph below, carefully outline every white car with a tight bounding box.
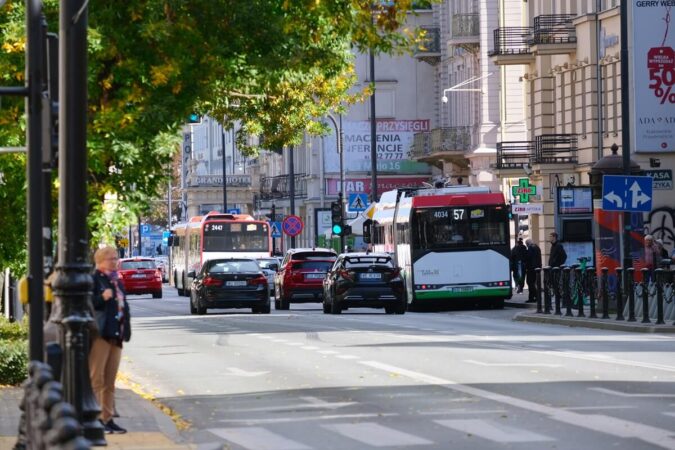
[256,257,281,296]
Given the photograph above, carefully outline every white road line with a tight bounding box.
[322,422,433,447]
[302,346,319,350]
[663,412,675,418]
[463,359,562,368]
[417,409,507,416]
[284,342,304,346]
[318,350,338,355]
[219,412,399,425]
[360,360,675,449]
[589,387,675,398]
[271,339,287,343]
[563,405,636,411]
[436,419,554,443]
[208,427,310,450]
[336,355,359,360]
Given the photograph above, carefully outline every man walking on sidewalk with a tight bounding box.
[525,238,542,303]
[511,238,528,294]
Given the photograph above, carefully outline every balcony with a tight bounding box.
[410,132,431,158]
[529,14,577,55]
[495,141,535,170]
[449,13,479,46]
[259,173,307,201]
[534,134,578,164]
[489,27,535,65]
[414,27,441,66]
[431,127,472,153]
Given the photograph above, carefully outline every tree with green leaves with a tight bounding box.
[0,0,431,273]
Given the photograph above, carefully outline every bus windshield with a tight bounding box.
[412,206,508,250]
[203,222,269,252]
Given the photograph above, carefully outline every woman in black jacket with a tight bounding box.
[90,246,130,434]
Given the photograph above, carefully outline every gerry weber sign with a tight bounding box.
[189,175,251,187]
[631,1,675,153]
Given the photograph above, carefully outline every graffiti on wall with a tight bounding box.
[643,207,675,252]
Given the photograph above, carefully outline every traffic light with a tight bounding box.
[331,199,343,236]
[188,113,202,123]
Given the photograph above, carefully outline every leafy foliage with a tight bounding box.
[0,316,28,386]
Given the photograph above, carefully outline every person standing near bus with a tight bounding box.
[511,238,528,294]
[548,232,567,268]
[525,239,542,302]
[90,246,131,434]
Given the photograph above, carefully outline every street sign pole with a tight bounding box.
[271,203,276,255]
[620,0,632,271]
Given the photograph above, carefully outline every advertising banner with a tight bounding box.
[325,176,430,196]
[632,1,675,153]
[323,120,432,174]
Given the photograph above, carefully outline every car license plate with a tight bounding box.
[226,280,247,287]
[360,273,382,280]
[131,274,145,279]
[305,273,324,279]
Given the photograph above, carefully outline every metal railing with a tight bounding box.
[259,174,307,200]
[489,27,533,56]
[534,134,578,164]
[411,132,431,158]
[430,127,472,153]
[536,264,675,325]
[531,14,577,45]
[415,27,440,54]
[495,141,535,169]
[451,13,479,39]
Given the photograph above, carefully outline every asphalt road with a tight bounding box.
[119,285,675,450]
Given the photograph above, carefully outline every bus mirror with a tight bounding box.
[363,219,372,243]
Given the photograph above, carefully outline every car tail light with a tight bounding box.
[338,269,353,281]
[389,268,402,281]
[248,275,268,286]
[203,276,222,287]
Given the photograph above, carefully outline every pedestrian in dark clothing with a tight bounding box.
[525,238,542,302]
[511,237,528,294]
[548,232,567,267]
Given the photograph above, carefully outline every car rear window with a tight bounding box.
[208,260,260,273]
[121,260,156,270]
[292,252,336,260]
[293,261,333,271]
[257,259,280,270]
[345,257,393,269]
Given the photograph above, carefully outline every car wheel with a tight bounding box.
[152,291,162,299]
[182,277,190,297]
[260,303,271,314]
[394,299,407,315]
[196,297,207,315]
[384,305,395,314]
[322,299,330,314]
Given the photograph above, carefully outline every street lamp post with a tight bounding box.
[289,145,296,248]
[325,113,345,250]
[221,123,228,212]
[369,49,378,203]
[51,0,105,443]
[620,0,633,271]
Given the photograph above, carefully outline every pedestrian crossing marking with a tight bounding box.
[208,427,310,450]
[322,422,433,447]
[436,419,554,443]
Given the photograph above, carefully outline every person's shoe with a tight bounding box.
[101,420,113,434]
[525,299,537,303]
[104,420,127,434]
[516,288,523,294]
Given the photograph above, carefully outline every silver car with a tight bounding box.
[256,257,281,296]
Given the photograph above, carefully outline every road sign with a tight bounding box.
[269,221,282,238]
[162,231,171,245]
[348,193,369,212]
[141,224,150,234]
[282,215,304,237]
[602,175,653,212]
[227,208,241,214]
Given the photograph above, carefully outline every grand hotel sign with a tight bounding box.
[189,174,252,187]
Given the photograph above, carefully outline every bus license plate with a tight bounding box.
[305,273,325,279]
[451,286,472,293]
[360,273,382,280]
[226,280,247,287]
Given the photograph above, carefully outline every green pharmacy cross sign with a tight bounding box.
[512,178,537,203]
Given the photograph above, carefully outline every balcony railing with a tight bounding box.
[452,13,479,39]
[489,27,533,56]
[534,134,578,164]
[531,14,577,45]
[414,27,441,65]
[259,173,307,200]
[411,132,431,158]
[495,141,535,169]
[430,127,472,153]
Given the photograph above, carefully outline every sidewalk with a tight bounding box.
[0,382,194,450]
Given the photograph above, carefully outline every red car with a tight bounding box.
[274,248,337,310]
[118,258,163,298]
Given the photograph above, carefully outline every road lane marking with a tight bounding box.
[463,360,562,368]
[208,427,310,450]
[360,360,675,449]
[663,412,675,418]
[284,342,304,346]
[219,413,399,425]
[224,368,268,377]
[318,350,338,355]
[436,419,554,443]
[336,355,359,360]
[322,422,433,447]
[589,387,675,398]
[301,346,319,350]
[563,405,636,411]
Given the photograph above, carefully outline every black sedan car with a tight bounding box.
[189,259,271,315]
[322,253,406,315]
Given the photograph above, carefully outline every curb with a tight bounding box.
[505,301,537,309]
[514,311,675,333]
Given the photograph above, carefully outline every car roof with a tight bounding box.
[206,257,257,263]
[286,247,336,254]
[120,257,154,262]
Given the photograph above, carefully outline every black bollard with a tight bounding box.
[655,268,665,325]
[553,267,562,315]
[626,268,636,322]
[640,268,651,324]
[615,268,625,320]
[587,267,597,319]
[535,268,543,313]
[601,267,610,319]
[45,341,62,381]
[563,267,573,317]
[575,266,585,317]
[542,267,552,314]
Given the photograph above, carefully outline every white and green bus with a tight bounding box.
[369,186,512,308]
